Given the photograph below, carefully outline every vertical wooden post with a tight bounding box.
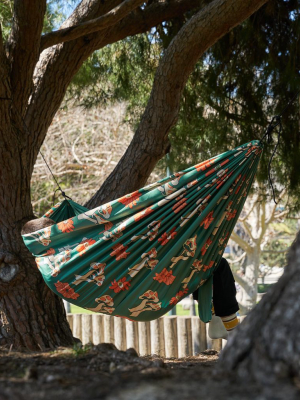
[150,318,165,357]
[191,316,201,355]
[189,295,196,316]
[63,300,71,313]
[164,316,178,358]
[67,314,73,331]
[73,314,82,342]
[199,320,207,351]
[126,320,139,353]
[81,314,93,345]
[206,324,222,350]
[92,314,104,345]
[114,317,126,351]
[177,317,192,358]
[206,323,213,349]
[212,339,222,351]
[138,321,151,356]
[103,315,114,344]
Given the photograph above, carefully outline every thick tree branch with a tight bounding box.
[242,220,255,244]
[7,0,46,115]
[262,249,288,254]
[86,0,270,207]
[0,26,11,137]
[231,231,253,254]
[0,25,8,86]
[59,0,123,29]
[232,271,253,295]
[274,210,289,220]
[258,201,276,242]
[259,200,266,240]
[265,189,286,225]
[41,0,145,52]
[0,25,4,60]
[227,251,247,265]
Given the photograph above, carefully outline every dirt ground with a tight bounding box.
[0,343,299,400]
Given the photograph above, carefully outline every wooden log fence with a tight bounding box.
[67,314,224,357]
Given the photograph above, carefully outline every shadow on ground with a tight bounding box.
[0,343,299,400]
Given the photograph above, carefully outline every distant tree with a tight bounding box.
[227,188,298,314]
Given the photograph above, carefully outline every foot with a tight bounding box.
[208,315,228,340]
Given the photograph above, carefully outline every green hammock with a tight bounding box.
[23,140,262,323]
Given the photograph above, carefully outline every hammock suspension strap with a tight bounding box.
[39,151,73,203]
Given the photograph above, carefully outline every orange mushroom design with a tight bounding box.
[87,294,115,314]
[73,262,106,286]
[169,235,197,269]
[128,290,161,318]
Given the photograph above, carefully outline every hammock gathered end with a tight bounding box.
[23,140,262,323]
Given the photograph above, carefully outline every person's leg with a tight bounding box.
[192,258,239,339]
[208,304,229,340]
[192,287,228,339]
[212,258,239,335]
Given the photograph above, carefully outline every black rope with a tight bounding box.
[259,116,283,204]
[259,115,282,145]
[39,152,73,203]
[261,116,282,204]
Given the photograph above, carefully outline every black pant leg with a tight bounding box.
[212,258,239,317]
[192,258,239,317]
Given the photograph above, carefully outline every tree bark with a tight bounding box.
[0,115,74,350]
[40,0,145,51]
[7,0,46,114]
[0,252,73,351]
[218,231,300,394]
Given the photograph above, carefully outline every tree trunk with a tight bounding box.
[218,231,300,394]
[0,121,74,350]
[236,249,260,314]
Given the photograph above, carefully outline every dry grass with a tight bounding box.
[32,103,163,216]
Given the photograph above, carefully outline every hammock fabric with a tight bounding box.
[23,140,262,323]
[43,199,89,223]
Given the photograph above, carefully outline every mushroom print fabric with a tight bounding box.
[23,140,262,322]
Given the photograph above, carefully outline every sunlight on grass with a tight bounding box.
[70,303,199,316]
